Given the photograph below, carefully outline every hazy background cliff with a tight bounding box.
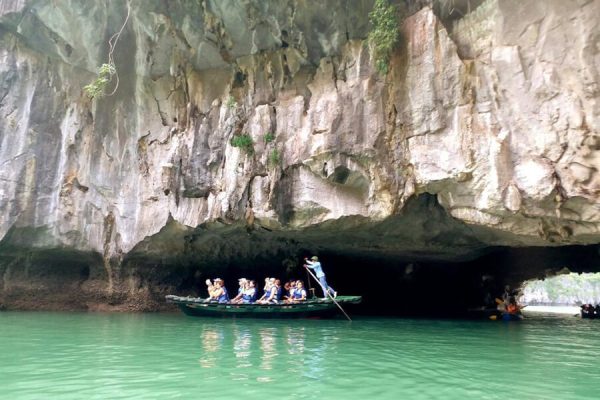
[0,0,598,311]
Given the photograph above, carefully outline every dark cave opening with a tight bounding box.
[320,245,600,317]
[165,244,600,318]
[163,245,600,317]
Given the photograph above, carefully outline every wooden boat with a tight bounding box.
[166,295,362,318]
[501,311,523,321]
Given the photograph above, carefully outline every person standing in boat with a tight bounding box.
[304,256,337,299]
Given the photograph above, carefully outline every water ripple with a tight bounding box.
[1,313,599,399]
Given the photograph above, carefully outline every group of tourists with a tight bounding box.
[203,256,337,304]
[204,277,308,304]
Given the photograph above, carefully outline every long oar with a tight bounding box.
[305,267,315,299]
[304,266,352,322]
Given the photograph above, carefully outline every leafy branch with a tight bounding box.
[84,63,116,98]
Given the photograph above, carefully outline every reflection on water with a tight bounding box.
[199,326,223,368]
[258,327,277,373]
[198,322,320,383]
[233,325,252,363]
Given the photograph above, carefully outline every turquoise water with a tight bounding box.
[1,312,599,399]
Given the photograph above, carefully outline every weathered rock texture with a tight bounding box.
[0,0,598,310]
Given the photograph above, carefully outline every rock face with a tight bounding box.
[0,0,598,310]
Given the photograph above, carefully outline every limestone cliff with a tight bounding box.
[0,0,598,310]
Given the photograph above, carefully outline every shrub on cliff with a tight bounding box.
[231,134,254,155]
[368,0,399,74]
[226,96,238,109]
[268,148,280,168]
[264,132,275,143]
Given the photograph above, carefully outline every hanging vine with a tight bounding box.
[84,3,131,98]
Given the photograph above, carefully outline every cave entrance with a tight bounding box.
[120,193,599,316]
[167,243,600,318]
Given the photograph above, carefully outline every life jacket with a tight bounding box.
[217,287,229,303]
[242,288,256,302]
[263,287,272,299]
[293,289,306,300]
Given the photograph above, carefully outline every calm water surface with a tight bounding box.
[1,312,598,399]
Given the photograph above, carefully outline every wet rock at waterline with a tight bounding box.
[0,0,599,310]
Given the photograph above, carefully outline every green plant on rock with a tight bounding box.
[264,132,275,143]
[226,95,238,109]
[368,0,399,75]
[231,134,254,155]
[268,148,280,167]
[84,63,116,98]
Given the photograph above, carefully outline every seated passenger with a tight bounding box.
[205,278,216,300]
[291,280,307,302]
[287,280,297,300]
[231,278,247,304]
[273,279,282,303]
[205,278,229,303]
[256,278,274,304]
[506,296,519,314]
[258,278,280,304]
[262,278,270,296]
[241,280,257,303]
